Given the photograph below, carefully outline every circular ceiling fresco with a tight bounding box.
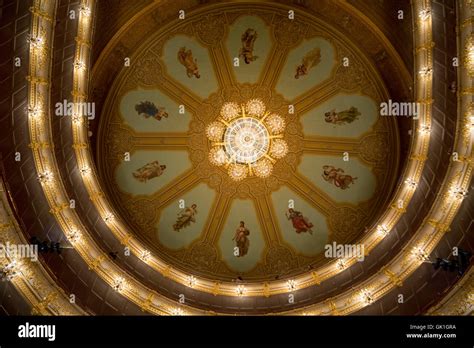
[96,2,401,282]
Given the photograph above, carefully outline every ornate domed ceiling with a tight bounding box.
[2,0,472,319]
[96,2,401,282]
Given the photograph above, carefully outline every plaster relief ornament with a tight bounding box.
[322,165,357,190]
[233,221,250,257]
[324,106,361,125]
[206,99,288,181]
[295,47,321,79]
[132,161,166,182]
[173,204,198,232]
[286,208,314,234]
[135,101,169,121]
[239,28,258,64]
[177,47,201,78]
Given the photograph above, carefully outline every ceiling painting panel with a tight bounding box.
[120,89,191,132]
[157,182,216,250]
[225,15,273,84]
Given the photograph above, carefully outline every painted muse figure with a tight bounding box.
[239,28,258,64]
[286,208,314,234]
[233,221,250,257]
[321,165,357,190]
[132,161,166,182]
[135,101,168,121]
[324,107,361,125]
[177,47,200,78]
[173,204,198,232]
[295,47,321,79]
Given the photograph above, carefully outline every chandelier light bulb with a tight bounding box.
[265,114,285,134]
[209,147,228,166]
[253,158,273,178]
[270,139,288,159]
[228,163,248,181]
[220,102,240,121]
[245,99,266,117]
[206,122,225,142]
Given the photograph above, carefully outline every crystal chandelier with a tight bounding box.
[206,99,288,181]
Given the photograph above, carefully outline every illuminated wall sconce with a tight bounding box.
[287,279,297,291]
[172,307,184,316]
[28,106,41,119]
[412,246,430,262]
[418,66,432,77]
[336,259,346,271]
[360,289,374,305]
[449,186,468,201]
[139,250,151,262]
[80,166,91,176]
[67,228,82,243]
[38,170,54,183]
[376,225,389,237]
[71,113,83,124]
[418,8,431,21]
[187,276,197,288]
[79,5,91,17]
[1,260,20,281]
[418,124,431,135]
[405,178,418,189]
[104,212,115,223]
[112,276,126,292]
[73,60,86,70]
[236,285,246,296]
[27,34,44,49]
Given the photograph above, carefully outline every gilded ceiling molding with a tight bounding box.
[69,2,426,304]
